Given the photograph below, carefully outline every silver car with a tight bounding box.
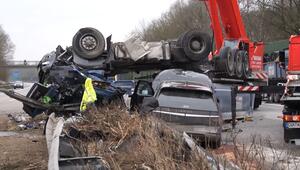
[131,69,222,148]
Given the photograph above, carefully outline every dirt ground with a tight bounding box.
[0,115,48,170]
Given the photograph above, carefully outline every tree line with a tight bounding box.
[0,26,14,81]
[134,0,300,42]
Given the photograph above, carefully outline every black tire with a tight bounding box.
[178,29,212,62]
[217,47,234,76]
[235,50,244,78]
[72,27,105,60]
[242,51,251,78]
[228,48,238,76]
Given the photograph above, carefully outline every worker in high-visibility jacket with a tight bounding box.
[80,78,97,111]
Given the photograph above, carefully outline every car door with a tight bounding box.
[130,80,157,113]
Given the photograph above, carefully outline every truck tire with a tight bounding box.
[178,29,212,62]
[228,48,238,76]
[235,50,244,78]
[216,47,234,76]
[242,51,251,78]
[72,27,105,60]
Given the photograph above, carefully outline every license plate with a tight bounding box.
[285,122,300,129]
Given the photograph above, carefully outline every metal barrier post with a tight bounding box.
[231,86,237,128]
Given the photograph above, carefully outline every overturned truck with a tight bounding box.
[0,26,265,169]
[3,27,213,116]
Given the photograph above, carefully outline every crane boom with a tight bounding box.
[204,0,249,53]
[203,0,264,77]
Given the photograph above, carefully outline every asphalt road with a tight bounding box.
[223,102,300,147]
[0,83,32,115]
[223,102,300,168]
[234,102,285,145]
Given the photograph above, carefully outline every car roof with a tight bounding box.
[152,69,212,90]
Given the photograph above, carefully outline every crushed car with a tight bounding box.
[130,69,222,148]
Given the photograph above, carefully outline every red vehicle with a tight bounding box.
[204,0,266,80]
[281,35,300,143]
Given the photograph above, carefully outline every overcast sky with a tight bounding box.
[0,0,178,61]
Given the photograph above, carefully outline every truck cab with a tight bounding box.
[281,35,300,143]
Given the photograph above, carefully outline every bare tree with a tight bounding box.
[0,25,15,81]
[257,0,300,37]
[134,0,210,41]
[134,0,300,52]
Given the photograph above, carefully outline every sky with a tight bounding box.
[0,0,178,61]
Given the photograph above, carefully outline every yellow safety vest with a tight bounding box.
[80,78,97,111]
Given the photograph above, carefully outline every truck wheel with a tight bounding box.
[227,48,238,76]
[242,51,250,78]
[178,29,212,62]
[217,47,235,76]
[72,27,105,60]
[235,50,244,78]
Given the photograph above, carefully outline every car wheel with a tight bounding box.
[72,27,105,60]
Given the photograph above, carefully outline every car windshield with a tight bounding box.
[158,88,218,112]
[112,81,134,87]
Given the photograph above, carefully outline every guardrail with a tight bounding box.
[5,60,39,66]
[0,60,39,67]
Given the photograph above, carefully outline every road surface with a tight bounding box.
[222,102,300,169]
[0,83,32,115]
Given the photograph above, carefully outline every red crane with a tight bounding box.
[203,0,265,79]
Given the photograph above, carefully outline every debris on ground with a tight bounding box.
[63,105,212,170]
[7,113,46,131]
